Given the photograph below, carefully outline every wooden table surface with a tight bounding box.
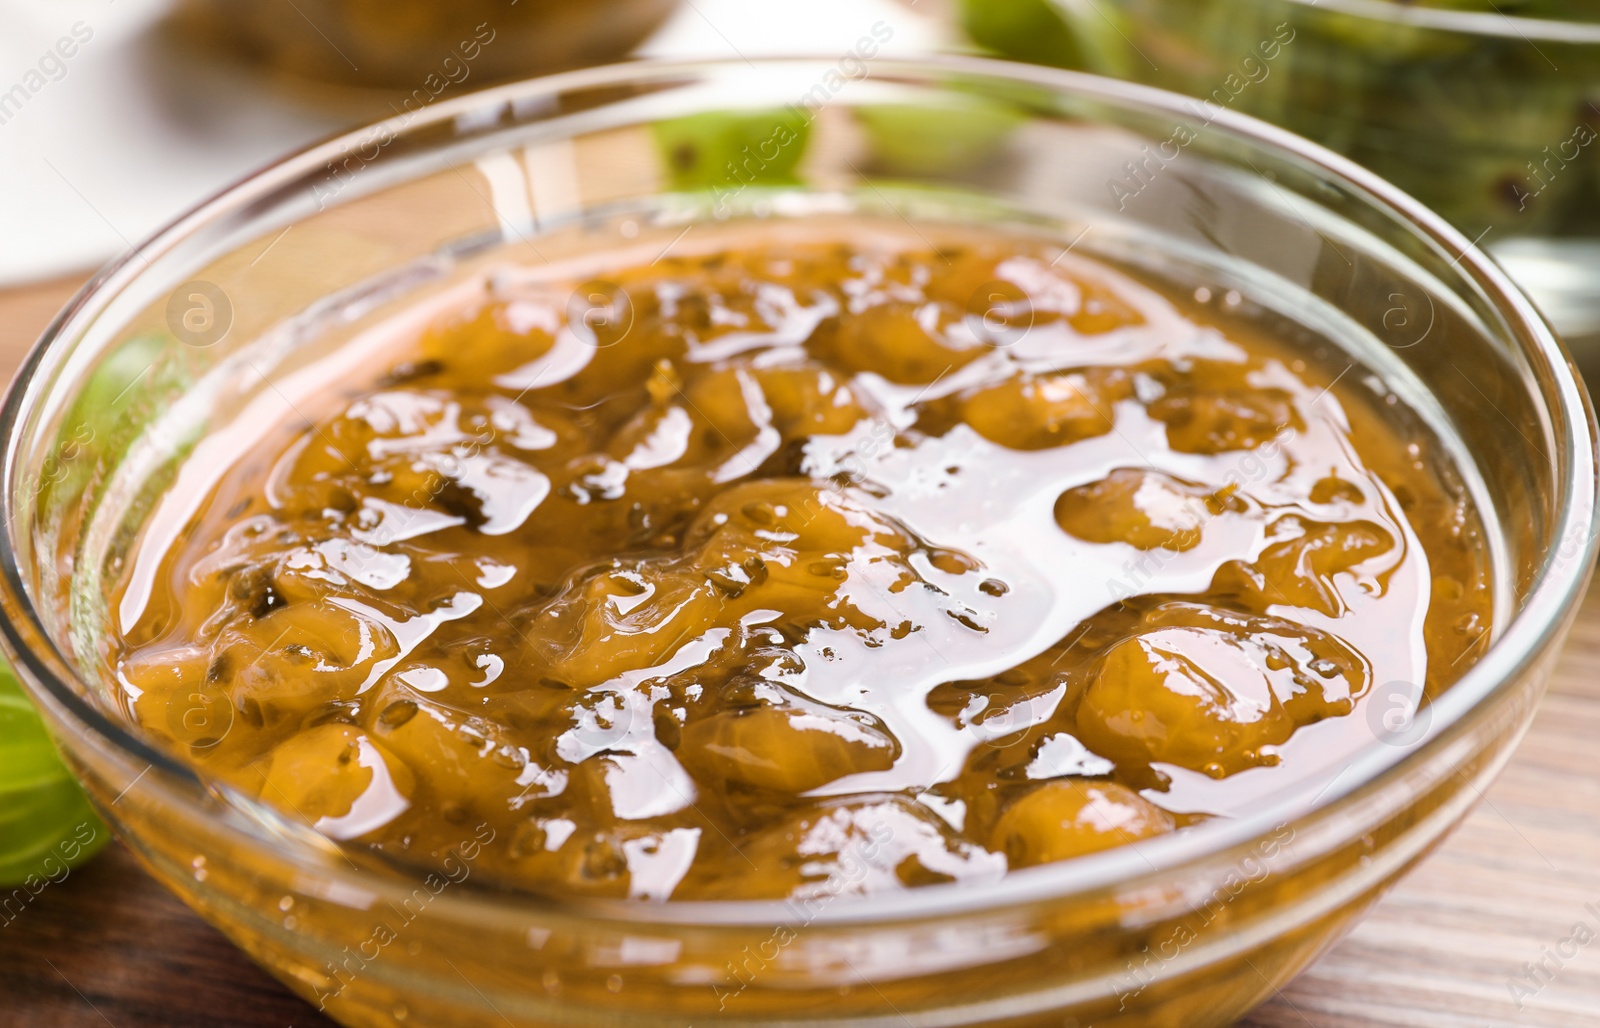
[2,277,1598,1028]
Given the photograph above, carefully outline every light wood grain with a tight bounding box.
[1,277,1597,1028]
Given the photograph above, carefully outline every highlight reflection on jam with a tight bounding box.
[113,224,1493,902]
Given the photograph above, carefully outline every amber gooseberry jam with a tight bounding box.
[110,219,1494,902]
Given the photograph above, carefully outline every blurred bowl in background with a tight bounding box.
[174,0,680,89]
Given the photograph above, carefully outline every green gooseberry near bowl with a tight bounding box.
[1,662,107,889]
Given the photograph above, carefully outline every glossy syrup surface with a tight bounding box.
[111,220,1494,902]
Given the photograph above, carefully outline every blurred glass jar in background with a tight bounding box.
[955,0,1600,356]
[174,0,680,89]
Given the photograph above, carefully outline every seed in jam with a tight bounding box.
[111,221,1494,902]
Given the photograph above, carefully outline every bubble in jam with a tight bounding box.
[111,219,1494,901]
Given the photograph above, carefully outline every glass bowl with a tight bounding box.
[1,56,1594,1028]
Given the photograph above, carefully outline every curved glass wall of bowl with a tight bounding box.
[984,0,1600,360]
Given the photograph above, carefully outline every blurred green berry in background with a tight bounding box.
[653,109,812,198]
[957,0,1133,75]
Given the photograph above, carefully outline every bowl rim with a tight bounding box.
[1,53,1594,929]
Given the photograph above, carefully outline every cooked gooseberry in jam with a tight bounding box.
[111,223,1493,902]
